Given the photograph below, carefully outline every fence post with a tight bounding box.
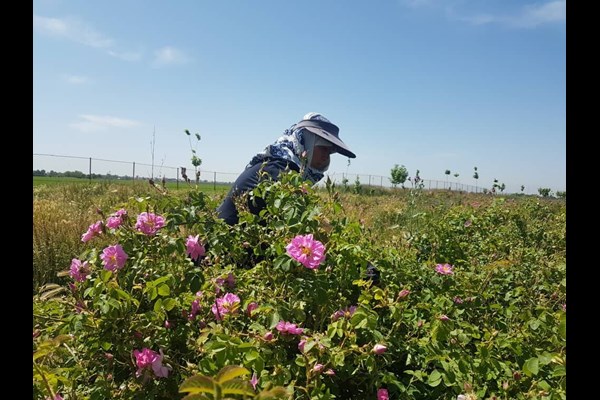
[214,171,216,191]
[133,162,136,182]
[89,157,92,182]
[177,167,179,190]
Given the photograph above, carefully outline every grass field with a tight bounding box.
[33,175,232,192]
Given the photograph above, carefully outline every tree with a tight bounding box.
[453,173,459,190]
[473,167,479,192]
[185,129,202,185]
[538,188,552,198]
[390,164,409,189]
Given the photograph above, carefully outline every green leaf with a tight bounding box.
[427,370,442,387]
[538,352,553,365]
[162,298,176,311]
[179,375,216,394]
[523,357,539,377]
[215,365,250,384]
[528,319,541,330]
[244,350,260,362]
[158,284,171,296]
[153,298,163,313]
[552,365,566,377]
[537,380,551,390]
[256,387,290,399]
[221,379,254,396]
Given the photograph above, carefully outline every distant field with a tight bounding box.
[33,176,232,192]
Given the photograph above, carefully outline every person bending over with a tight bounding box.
[217,112,356,225]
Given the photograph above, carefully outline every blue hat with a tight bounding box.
[295,113,356,158]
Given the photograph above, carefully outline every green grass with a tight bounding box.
[33,175,232,192]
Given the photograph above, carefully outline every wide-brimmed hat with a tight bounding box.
[295,117,356,159]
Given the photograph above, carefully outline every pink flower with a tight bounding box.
[372,344,387,354]
[106,208,127,229]
[435,263,454,275]
[133,348,170,379]
[152,349,170,378]
[134,348,155,370]
[69,258,90,282]
[250,372,259,390]
[398,289,410,298]
[377,388,389,400]
[215,273,236,292]
[453,296,464,304]
[185,234,205,261]
[275,320,304,335]
[313,363,324,373]
[100,244,128,271]
[135,212,165,235]
[188,298,201,321]
[81,220,103,242]
[439,314,450,321]
[298,339,307,352]
[286,234,326,269]
[331,305,358,321]
[324,369,335,376]
[246,302,258,317]
[211,293,241,320]
[263,331,274,341]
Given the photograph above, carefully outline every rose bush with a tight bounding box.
[33,171,566,399]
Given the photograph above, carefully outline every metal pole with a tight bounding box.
[214,171,216,191]
[89,158,92,182]
[133,162,136,182]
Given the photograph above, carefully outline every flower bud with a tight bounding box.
[372,344,387,354]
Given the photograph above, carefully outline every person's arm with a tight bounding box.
[217,159,298,225]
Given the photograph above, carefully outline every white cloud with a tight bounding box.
[63,74,91,85]
[107,50,143,62]
[33,15,113,48]
[508,1,566,28]
[151,46,189,67]
[400,0,566,28]
[33,14,142,62]
[69,114,142,132]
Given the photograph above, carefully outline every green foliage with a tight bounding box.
[389,164,408,188]
[538,188,553,198]
[33,171,566,399]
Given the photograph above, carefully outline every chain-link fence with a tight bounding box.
[34,153,490,193]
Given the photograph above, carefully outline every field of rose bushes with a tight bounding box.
[33,173,566,400]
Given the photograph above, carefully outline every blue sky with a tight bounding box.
[33,0,566,194]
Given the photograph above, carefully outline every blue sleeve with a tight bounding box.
[216,159,298,225]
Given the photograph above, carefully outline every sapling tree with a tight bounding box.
[390,164,408,189]
[185,129,202,185]
[473,166,479,193]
